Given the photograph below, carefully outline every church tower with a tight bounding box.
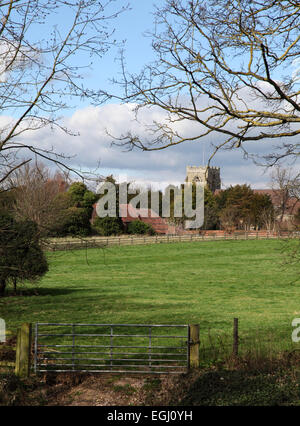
[186,166,221,193]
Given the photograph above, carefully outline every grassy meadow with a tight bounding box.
[1,239,300,362]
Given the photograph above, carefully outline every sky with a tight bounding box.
[4,1,300,189]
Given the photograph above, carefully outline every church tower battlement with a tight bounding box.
[186,166,221,193]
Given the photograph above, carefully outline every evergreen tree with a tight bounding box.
[0,214,48,296]
[93,176,125,236]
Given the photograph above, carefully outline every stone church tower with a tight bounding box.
[186,166,221,193]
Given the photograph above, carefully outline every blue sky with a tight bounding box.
[6,1,300,189]
[57,1,159,110]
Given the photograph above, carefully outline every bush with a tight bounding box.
[63,207,92,237]
[126,220,155,235]
[51,207,92,237]
[0,214,48,296]
[92,216,124,236]
[48,182,98,237]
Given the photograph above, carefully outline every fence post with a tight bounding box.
[15,323,32,378]
[233,318,239,358]
[189,324,200,369]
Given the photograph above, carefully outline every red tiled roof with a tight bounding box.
[119,204,169,234]
[91,203,169,234]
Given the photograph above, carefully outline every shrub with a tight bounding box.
[0,214,48,296]
[48,182,98,237]
[62,207,92,237]
[92,216,124,236]
[50,207,92,237]
[126,220,155,235]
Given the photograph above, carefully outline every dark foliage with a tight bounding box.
[126,220,156,235]
[0,214,48,296]
[92,216,124,236]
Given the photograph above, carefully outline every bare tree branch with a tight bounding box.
[0,0,128,186]
[106,0,300,163]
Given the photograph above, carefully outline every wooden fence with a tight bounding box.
[0,324,32,378]
[45,231,299,251]
[0,361,15,369]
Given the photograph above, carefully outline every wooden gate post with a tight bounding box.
[15,323,32,378]
[233,318,239,358]
[189,324,200,369]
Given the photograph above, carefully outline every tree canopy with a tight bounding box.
[50,181,98,237]
[215,184,274,230]
[0,214,48,296]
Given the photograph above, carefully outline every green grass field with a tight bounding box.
[1,239,300,362]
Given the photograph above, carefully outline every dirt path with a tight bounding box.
[45,374,178,406]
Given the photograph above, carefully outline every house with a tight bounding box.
[253,189,300,228]
[119,204,169,234]
[91,203,170,234]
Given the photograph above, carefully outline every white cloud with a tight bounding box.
[0,40,37,83]
[3,102,299,189]
[292,58,300,83]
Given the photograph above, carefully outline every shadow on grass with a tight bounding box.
[175,369,300,406]
[2,288,78,298]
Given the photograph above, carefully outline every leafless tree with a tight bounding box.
[270,165,300,224]
[0,0,127,187]
[10,161,69,235]
[260,208,276,232]
[219,206,236,232]
[288,171,300,201]
[109,0,300,165]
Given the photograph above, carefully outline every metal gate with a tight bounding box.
[34,323,190,374]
